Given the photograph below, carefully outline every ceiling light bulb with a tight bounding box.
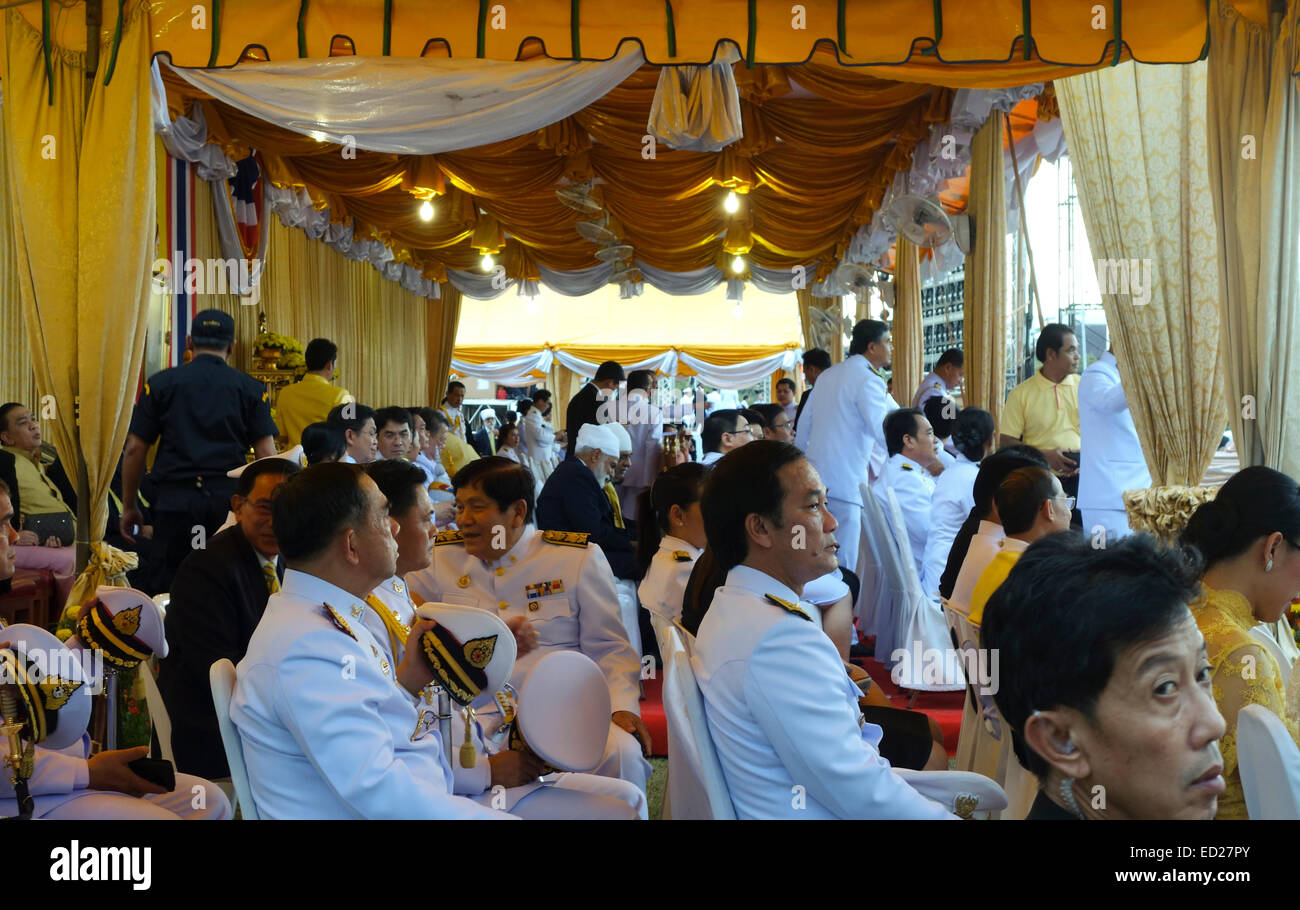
[724,191,740,214]
[418,200,435,222]
[730,254,745,274]
[732,303,744,319]
[481,253,495,271]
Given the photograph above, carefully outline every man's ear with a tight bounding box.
[1023,708,1092,782]
[744,512,775,553]
[342,527,362,566]
[230,493,245,515]
[509,500,527,529]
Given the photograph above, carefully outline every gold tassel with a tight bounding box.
[459,707,477,769]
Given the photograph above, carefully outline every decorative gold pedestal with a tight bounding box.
[1122,485,1220,542]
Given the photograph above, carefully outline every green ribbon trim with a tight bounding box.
[665,0,676,58]
[1111,0,1123,66]
[1021,0,1032,60]
[571,0,580,58]
[102,0,126,86]
[41,0,52,105]
[477,0,487,58]
[207,0,222,68]
[746,0,757,68]
[297,0,308,57]
[933,0,943,45]
[837,0,846,56]
[383,0,392,55]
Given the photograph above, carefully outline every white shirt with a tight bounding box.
[922,453,978,598]
[880,453,936,576]
[637,535,700,622]
[618,390,664,520]
[692,565,953,820]
[441,405,467,441]
[795,354,897,501]
[231,569,508,819]
[700,450,723,467]
[949,521,1006,612]
[1077,351,1151,512]
[911,370,949,410]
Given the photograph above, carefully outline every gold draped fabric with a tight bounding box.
[0,110,39,410]
[891,236,922,409]
[795,286,843,363]
[428,286,462,408]
[1206,0,1300,477]
[546,362,583,432]
[962,112,1007,431]
[1,3,155,547]
[1057,60,1225,487]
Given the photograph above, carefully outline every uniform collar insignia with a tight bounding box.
[392,579,405,595]
[900,462,914,471]
[434,529,465,547]
[323,604,357,640]
[764,593,812,622]
[672,550,693,562]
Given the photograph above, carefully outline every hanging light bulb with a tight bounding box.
[418,199,435,222]
[723,190,740,214]
[732,302,744,319]
[730,254,745,274]
[481,253,495,271]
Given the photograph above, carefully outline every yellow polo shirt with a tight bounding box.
[2,446,73,522]
[274,373,353,448]
[1001,370,1080,451]
[969,547,1025,624]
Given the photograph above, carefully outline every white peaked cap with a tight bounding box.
[227,445,304,478]
[576,423,620,458]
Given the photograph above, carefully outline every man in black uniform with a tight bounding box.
[120,309,278,590]
[565,360,624,458]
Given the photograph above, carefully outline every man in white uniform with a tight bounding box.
[406,456,653,794]
[691,440,954,819]
[880,408,939,578]
[795,319,898,573]
[911,348,963,411]
[440,381,469,442]
[231,462,509,819]
[1077,347,1150,541]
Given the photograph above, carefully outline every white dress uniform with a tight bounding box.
[617,388,664,521]
[880,453,936,578]
[1078,351,1150,540]
[794,354,897,573]
[637,535,700,622]
[406,526,652,793]
[522,409,561,490]
[364,576,645,819]
[911,369,949,410]
[692,565,954,819]
[231,569,511,819]
[922,453,978,599]
[441,405,468,441]
[949,520,1006,612]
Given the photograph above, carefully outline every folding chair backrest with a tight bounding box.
[209,658,259,820]
[662,650,735,819]
[1238,703,1300,820]
[139,660,175,765]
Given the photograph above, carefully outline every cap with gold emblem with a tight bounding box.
[414,600,517,707]
[77,586,169,668]
[0,623,93,751]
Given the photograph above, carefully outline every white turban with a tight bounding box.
[575,423,620,458]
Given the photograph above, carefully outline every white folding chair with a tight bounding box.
[672,618,696,658]
[209,658,260,820]
[1249,624,1293,676]
[662,649,735,819]
[854,483,893,639]
[139,659,175,765]
[1238,703,1300,819]
[649,611,676,663]
[861,484,905,661]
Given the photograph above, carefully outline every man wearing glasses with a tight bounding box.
[699,409,753,467]
[968,466,1074,624]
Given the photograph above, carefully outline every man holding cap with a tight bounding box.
[120,309,278,591]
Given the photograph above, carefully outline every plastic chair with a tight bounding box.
[1237,703,1300,820]
[853,484,893,638]
[139,659,175,765]
[860,483,905,661]
[209,658,260,820]
[672,618,696,658]
[1248,624,1292,676]
[662,649,735,819]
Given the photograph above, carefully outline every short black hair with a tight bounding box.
[802,349,831,371]
[304,338,338,372]
[627,369,655,392]
[1182,465,1300,569]
[452,456,536,522]
[418,407,448,433]
[327,402,375,434]
[235,457,300,498]
[701,409,742,454]
[739,407,765,430]
[981,532,1202,778]
[973,445,1048,518]
[595,360,625,382]
[1035,323,1075,362]
[532,389,552,403]
[950,407,995,462]
[883,407,923,457]
[301,422,346,465]
[923,396,957,439]
[0,402,24,434]
[936,348,964,369]
[776,377,797,393]
[365,459,428,520]
[995,466,1059,535]
[637,462,708,573]
[516,399,533,418]
[751,403,786,430]
[445,381,466,396]
[849,319,889,356]
[373,406,412,434]
[701,440,805,572]
[271,463,371,563]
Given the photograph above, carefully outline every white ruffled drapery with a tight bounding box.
[449,350,553,385]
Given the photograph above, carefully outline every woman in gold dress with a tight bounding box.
[1181,466,1300,819]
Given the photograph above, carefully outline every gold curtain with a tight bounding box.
[1,3,155,546]
[1057,60,1226,486]
[428,285,461,407]
[547,361,584,430]
[796,286,844,363]
[963,111,1007,431]
[1206,0,1300,477]
[891,235,922,408]
[0,104,39,410]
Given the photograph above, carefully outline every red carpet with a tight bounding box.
[638,652,963,759]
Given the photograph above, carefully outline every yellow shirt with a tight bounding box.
[439,433,480,479]
[274,373,352,448]
[968,546,1024,624]
[1193,586,1300,820]
[1001,370,1081,451]
[2,446,73,523]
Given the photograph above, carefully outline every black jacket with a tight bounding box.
[157,524,282,779]
[536,455,638,580]
[564,383,602,457]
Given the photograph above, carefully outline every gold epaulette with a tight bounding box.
[434,529,465,547]
[764,593,812,622]
[542,530,590,548]
[672,550,693,562]
[323,604,357,640]
[901,462,914,471]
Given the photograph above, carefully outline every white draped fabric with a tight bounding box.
[552,349,678,377]
[647,47,744,153]
[160,49,645,155]
[679,349,798,388]
[449,350,553,385]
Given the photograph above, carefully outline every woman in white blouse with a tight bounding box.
[636,462,708,624]
[522,392,561,486]
[922,407,994,599]
[497,423,523,464]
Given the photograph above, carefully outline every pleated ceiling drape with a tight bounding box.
[891,235,923,408]
[962,111,1007,431]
